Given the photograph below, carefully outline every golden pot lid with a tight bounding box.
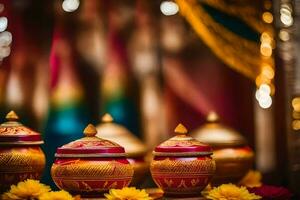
[153,123,213,157]
[0,111,43,145]
[96,113,147,157]
[191,112,247,147]
[55,124,126,158]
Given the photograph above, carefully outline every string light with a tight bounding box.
[261,64,275,79]
[0,17,7,32]
[280,5,293,27]
[256,85,272,109]
[292,97,300,112]
[281,13,293,26]
[260,32,272,43]
[0,31,12,46]
[255,88,267,101]
[258,94,272,109]
[0,45,10,58]
[62,0,80,12]
[260,84,271,94]
[292,120,300,130]
[260,42,272,57]
[278,2,297,131]
[256,1,275,109]
[0,6,12,62]
[293,111,300,119]
[279,30,290,41]
[262,12,273,23]
[160,1,179,16]
[292,97,300,130]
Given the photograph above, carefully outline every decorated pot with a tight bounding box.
[150,123,216,197]
[51,124,134,196]
[96,113,148,185]
[0,111,45,193]
[191,112,254,185]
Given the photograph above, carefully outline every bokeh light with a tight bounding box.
[261,64,275,79]
[258,94,272,109]
[292,97,300,112]
[262,12,273,23]
[0,31,12,46]
[279,30,290,41]
[62,0,80,12]
[260,42,272,57]
[160,1,179,16]
[260,32,272,43]
[280,6,293,27]
[0,17,7,32]
[292,120,300,130]
[259,84,271,95]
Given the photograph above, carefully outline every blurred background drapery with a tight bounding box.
[0,0,298,194]
[0,0,267,183]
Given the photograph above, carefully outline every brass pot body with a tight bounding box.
[212,147,254,185]
[0,146,45,192]
[51,157,134,195]
[150,156,216,197]
[191,112,255,185]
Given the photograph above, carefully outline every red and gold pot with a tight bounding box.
[96,113,148,185]
[191,112,254,185]
[51,124,134,196]
[150,123,216,197]
[0,111,45,193]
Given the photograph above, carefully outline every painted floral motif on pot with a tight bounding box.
[150,124,216,197]
[0,111,45,193]
[51,124,133,196]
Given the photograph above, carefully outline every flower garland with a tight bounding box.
[1,176,293,200]
[1,179,79,200]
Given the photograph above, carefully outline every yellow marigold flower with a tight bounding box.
[104,187,153,200]
[206,183,261,200]
[39,190,75,200]
[239,170,263,188]
[2,179,51,200]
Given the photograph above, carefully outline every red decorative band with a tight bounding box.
[56,147,126,157]
[0,135,43,144]
[155,145,212,154]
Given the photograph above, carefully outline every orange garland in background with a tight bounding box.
[175,0,275,104]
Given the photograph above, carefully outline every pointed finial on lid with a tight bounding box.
[102,113,113,123]
[6,110,19,121]
[207,111,219,122]
[174,123,188,135]
[83,124,97,137]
